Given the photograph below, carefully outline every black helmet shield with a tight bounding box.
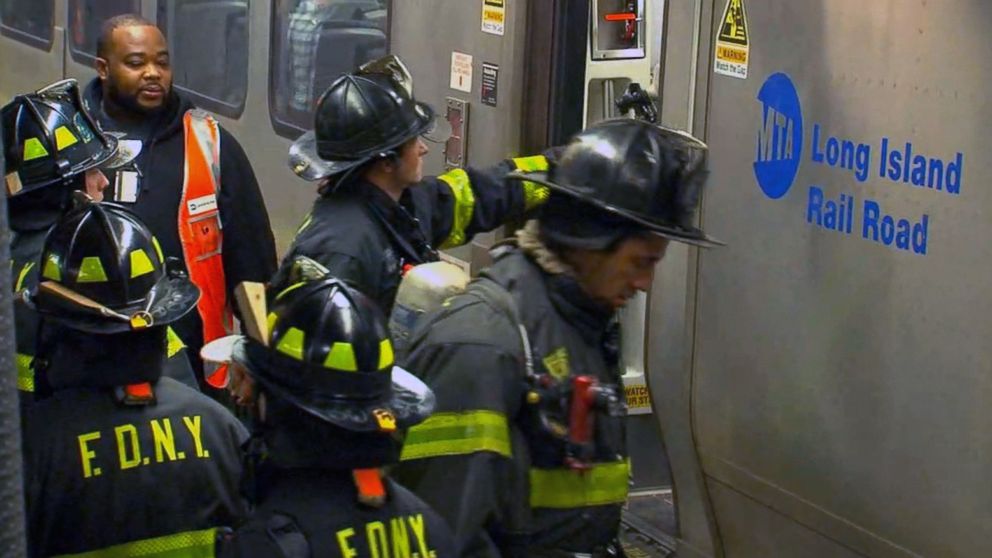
[509,119,723,248]
[288,55,436,182]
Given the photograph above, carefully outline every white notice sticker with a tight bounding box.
[450,51,473,93]
[187,194,218,216]
[116,171,139,203]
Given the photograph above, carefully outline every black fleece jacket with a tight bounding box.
[83,79,277,374]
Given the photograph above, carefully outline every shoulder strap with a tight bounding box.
[468,278,535,377]
[183,108,222,193]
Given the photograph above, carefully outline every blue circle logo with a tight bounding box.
[753,73,803,199]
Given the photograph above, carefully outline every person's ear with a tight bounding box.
[96,57,109,80]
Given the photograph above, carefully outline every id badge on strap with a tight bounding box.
[113,170,141,203]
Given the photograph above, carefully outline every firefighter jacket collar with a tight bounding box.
[41,326,166,389]
[7,186,71,232]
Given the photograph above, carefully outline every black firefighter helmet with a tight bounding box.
[508,118,724,248]
[2,79,137,197]
[28,200,200,334]
[288,54,437,182]
[202,278,434,432]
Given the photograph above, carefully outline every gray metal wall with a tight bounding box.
[685,1,992,556]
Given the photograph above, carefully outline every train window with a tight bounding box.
[157,0,249,118]
[67,0,141,65]
[269,0,390,137]
[0,0,54,50]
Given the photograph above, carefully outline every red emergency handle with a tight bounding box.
[604,12,636,21]
[568,375,596,445]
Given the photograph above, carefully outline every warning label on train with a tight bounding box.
[714,0,749,79]
[624,376,652,415]
[482,0,506,36]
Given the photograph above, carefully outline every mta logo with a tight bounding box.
[753,73,803,199]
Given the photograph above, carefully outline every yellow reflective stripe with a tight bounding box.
[16,353,34,393]
[276,327,305,360]
[54,125,79,150]
[378,339,394,369]
[130,249,155,278]
[77,256,108,283]
[52,527,217,558]
[529,459,631,509]
[512,155,551,212]
[23,137,49,161]
[400,410,511,460]
[324,342,357,371]
[15,262,35,291]
[296,212,313,235]
[274,281,305,301]
[438,168,476,249]
[166,327,185,358]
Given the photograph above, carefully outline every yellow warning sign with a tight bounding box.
[481,0,505,36]
[624,376,652,415]
[714,0,749,79]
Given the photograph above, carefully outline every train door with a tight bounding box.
[0,0,62,102]
[390,1,680,554]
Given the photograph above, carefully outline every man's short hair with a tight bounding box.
[96,13,157,59]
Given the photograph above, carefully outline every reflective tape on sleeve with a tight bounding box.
[16,352,34,393]
[166,327,186,359]
[511,155,550,211]
[52,527,217,557]
[528,459,631,509]
[438,168,476,249]
[400,410,511,460]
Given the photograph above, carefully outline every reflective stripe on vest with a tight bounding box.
[510,155,551,211]
[16,352,34,392]
[437,168,475,250]
[399,409,512,461]
[51,527,217,557]
[178,109,231,388]
[528,459,631,509]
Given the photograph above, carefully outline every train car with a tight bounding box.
[1,1,989,557]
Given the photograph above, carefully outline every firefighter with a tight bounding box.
[276,54,553,314]
[83,13,277,388]
[395,119,723,557]
[21,200,248,557]
[2,78,196,402]
[201,276,456,557]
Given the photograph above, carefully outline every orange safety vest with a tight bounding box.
[179,109,232,388]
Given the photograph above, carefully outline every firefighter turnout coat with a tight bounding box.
[396,246,630,557]
[24,377,249,557]
[276,156,550,314]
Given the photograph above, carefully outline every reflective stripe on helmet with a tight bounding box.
[324,341,358,371]
[437,168,476,249]
[50,527,217,558]
[400,410,511,460]
[16,352,34,393]
[511,155,551,211]
[130,249,156,279]
[77,256,108,283]
[166,327,185,359]
[528,459,630,509]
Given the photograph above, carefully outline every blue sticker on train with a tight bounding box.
[753,72,803,199]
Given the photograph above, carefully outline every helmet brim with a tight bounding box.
[507,169,726,248]
[31,274,200,334]
[288,101,436,182]
[99,136,142,170]
[201,335,435,431]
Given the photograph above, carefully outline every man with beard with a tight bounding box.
[82,13,277,390]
